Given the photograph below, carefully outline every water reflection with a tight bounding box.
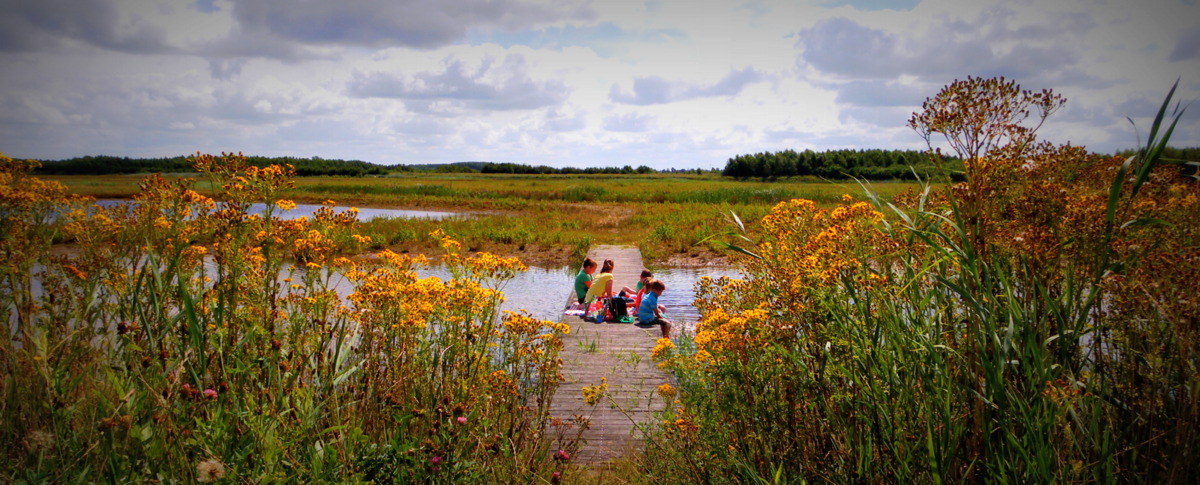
[494,265,733,327]
[329,264,733,327]
[95,200,463,221]
[17,254,731,333]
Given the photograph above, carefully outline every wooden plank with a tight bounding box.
[548,245,673,465]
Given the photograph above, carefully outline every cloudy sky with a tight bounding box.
[1,0,1198,169]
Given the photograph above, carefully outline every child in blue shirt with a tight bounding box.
[637,279,672,338]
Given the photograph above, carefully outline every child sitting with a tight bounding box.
[636,279,672,338]
[582,259,615,306]
[620,269,652,310]
[573,258,597,305]
[619,269,651,297]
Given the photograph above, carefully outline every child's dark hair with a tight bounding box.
[640,269,652,279]
[600,259,614,273]
[647,279,666,292]
[582,257,597,269]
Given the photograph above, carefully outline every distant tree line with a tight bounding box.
[34,155,389,176]
[722,148,958,180]
[1116,146,1200,177]
[392,161,672,174]
[479,162,656,174]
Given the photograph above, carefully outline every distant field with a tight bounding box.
[49,173,924,266]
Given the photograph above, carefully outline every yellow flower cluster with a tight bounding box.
[192,153,294,205]
[447,252,528,285]
[581,377,608,406]
[183,190,216,212]
[430,228,462,253]
[312,203,359,225]
[692,307,772,363]
[292,229,335,265]
[1,155,75,211]
[347,263,439,330]
[657,383,677,398]
[501,310,569,336]
[758,198,884,288]
[651,337,675,361]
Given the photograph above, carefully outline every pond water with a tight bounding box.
[321,264,734,328]
[95,200,463,221]
[431,265,732,327]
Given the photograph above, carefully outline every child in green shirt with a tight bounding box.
[574,258,597,304]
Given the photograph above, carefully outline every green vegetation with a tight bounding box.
[1118,145,1200,178]
[50,172,919,267]
[35,154,389,176]
[400,161,666,175]
[1,154,590,483]
[10,75,1197,483]
[722,147,961,180]
[641,77,1199,482]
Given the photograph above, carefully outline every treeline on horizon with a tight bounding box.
[31,147,1196,180]
[34,155,390,177]
[32,155,691,177]
[1117,146,1200,177]
[398,161,679,175]
[725,146,1200,181]
[722,148,961,180]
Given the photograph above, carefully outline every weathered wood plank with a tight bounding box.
[548,245,674,465]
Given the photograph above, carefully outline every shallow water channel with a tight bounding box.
[324,264,733,329]
[95,200,463,221]
[13,260,731,339]
[26,203,729,331]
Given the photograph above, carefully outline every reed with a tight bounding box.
[638,79,1199,483]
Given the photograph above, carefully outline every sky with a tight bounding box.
[1,0,1198,169]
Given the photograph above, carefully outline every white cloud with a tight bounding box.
[348,53,569,111]
[609,67,766,105]
[603,112,654,132]
[0,0,1196,167]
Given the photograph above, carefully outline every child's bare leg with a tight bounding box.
[661,320,672,338]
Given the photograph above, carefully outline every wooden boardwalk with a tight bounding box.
[549,245,673,465]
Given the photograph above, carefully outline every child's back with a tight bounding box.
[637,290,658,324]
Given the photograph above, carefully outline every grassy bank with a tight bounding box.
[48,173,920,267]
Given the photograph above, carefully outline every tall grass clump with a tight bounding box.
[1,153,584,482]
[642,78,1199,483]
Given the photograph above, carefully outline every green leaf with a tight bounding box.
[1120,218,1169,230]
[1105,156,1132,227]
[729,208,747,234]
[712,241,760,259]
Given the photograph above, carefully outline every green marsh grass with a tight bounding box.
[50,173,918,267]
